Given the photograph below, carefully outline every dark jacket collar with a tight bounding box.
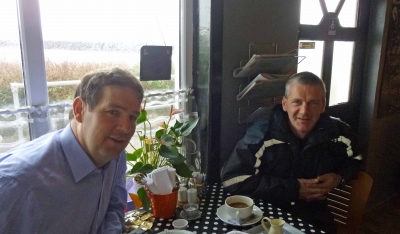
[268,104,339,144]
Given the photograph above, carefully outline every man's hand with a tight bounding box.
[298,173,342,202]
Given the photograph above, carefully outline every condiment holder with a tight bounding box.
[189,172,207,197]
[180,203,202,221]
[172,219,188,229]
[183,203,199,218]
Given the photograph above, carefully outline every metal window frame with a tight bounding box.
[1,0,193,142]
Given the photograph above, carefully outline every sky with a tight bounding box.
[1,0,180,45]
[0,0,180,63]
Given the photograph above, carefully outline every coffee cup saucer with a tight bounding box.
[216,204,263,226]
[180,210,202,221]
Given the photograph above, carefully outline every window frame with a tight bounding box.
[3,0,193,141]
[298,0,369,129]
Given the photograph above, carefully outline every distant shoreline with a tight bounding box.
[0,40,178,53]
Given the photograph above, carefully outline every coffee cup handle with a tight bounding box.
[261,217,272,232]
[235,211,239,221]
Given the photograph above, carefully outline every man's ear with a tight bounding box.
[72,97,85,123]
[282,97,288,112]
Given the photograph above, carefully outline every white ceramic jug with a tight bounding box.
[261,217,285,234]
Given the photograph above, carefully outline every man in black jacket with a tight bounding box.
[221,72,362,233]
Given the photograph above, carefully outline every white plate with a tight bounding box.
[246,223,305,234]
[216,204,263,226]
[157,230,194,234]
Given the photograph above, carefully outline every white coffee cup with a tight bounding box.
[172,219,188,229]
[225,195,254,220]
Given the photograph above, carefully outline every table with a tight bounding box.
[143,183,324,234]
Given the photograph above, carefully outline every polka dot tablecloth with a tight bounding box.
[145,183,324,234]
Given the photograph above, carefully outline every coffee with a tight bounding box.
[228,202,248,208]
[225,195,254,220]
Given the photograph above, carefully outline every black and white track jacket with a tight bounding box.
[221,104,362,206]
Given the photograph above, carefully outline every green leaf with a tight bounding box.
[155,129,165,139]
[130,163,155,174]
[127,148,143,161]
[137,187,150,211]
[130,162,143,173]
[173,120,184,129]
[159,145,185,164]
[179,117,200,136]
[126,152,135,161]
[160,134,175,146]
[167,128,178,137]
[136,109,147,125]
[173,161,193,178]
[139,164,155,173]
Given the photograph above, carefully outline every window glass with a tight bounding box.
[38,0,181,138]
[329,41,354,106]
[0,1,25,110]
[325,0,340,12]
[0,1,30,152]
[300,0,323,25]
[338,0,358,27]
[39,0,180,106]
[297,40,324,79]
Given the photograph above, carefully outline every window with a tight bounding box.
[0,0,192,152]
[298,0,359,107]
[0,0,29,151]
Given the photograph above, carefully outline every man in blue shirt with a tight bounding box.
[0,67,144,233]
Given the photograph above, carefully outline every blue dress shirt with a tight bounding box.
[0,124,127,233]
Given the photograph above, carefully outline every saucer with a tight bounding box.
[216,204,263,226]
[180,210,202,221]
[246,223,305,234]
[157,230,194,234]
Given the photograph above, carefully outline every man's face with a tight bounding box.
[282,83,326,139]
[74,85,141,167]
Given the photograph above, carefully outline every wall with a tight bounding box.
[205,0,400,206]
[219,0,300,166]
[360,0,400,205]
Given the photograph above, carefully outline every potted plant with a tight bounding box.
[126,100,199,211]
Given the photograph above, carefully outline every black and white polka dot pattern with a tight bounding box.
[148,183,324,233]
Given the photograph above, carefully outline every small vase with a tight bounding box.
[126,175,144,209]
[145,188,178,218]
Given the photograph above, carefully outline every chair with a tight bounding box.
[327,171,373,234]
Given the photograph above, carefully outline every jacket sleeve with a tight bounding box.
[220,120,299,205]
[334,120,363,183]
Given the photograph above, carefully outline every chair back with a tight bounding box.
[327,171,373,234]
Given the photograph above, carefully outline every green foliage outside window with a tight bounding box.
[0,60,176,109]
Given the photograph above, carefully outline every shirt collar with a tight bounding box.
[60,124,98,182]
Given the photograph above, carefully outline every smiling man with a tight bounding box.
[0,67,143,233]
[221,72,362,234]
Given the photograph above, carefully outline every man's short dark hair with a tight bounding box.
[69,67,144,119]
[284,71,326,98]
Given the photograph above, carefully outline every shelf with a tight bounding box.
[233,53,302,78]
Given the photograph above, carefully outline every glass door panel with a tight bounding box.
[325,0,341,12]
[300,0,323,25]
[297,40,325,79]
[338,0,358,27]
[329,41,354,106]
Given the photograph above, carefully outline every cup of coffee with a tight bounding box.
[225,195,254,221]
